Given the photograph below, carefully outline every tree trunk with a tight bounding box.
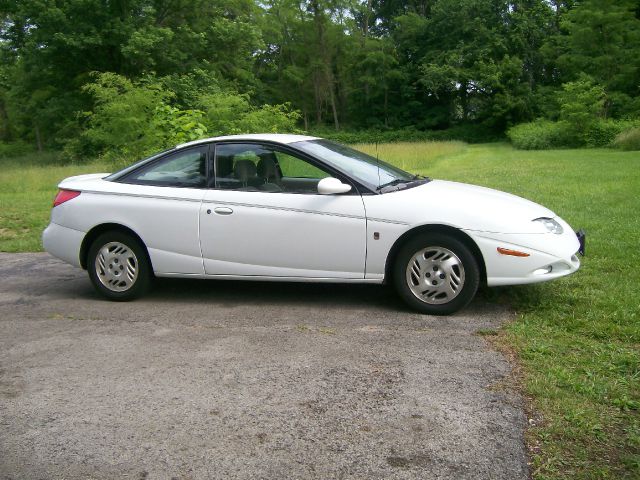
[314,74,323,125]
[328,78,340,130]
[459,81,469,121]
[310,0,339,130]
[34,123,43,152]
[384,87,389,127]
[363,0,372,38]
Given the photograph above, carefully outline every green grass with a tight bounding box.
[0,152,110,251]
[1,143,639,478]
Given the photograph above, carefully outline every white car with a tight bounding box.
[43,134,584,315]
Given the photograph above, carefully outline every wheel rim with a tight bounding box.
[405,246,465,305]
[94,241,139,292]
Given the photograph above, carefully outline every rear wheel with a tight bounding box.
[393,233,479,315]
[87,231,151,301]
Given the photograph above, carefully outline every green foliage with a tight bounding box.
[77,73,177,162]
[509,76,637,149]
[0,140,35,158]
[613,127,640,151]
[558,0,640,118]
[586,120,635,149]
[508,118,635,150]
[73,73,300,165]
[196,93,300,136]
[507,120,570,150]
[558,75,607,144]
[1,0,640,158]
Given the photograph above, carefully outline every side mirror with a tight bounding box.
[317,177,352,195]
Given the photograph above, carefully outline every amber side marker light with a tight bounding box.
[497,247,530,257]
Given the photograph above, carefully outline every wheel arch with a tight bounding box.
[80,223,152,271]
[384,224,487,285]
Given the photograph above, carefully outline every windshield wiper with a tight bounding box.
[377,175,431,193]
[376,178,408,190]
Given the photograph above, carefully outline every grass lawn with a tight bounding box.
[1,142,639,478]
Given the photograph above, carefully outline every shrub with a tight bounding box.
[507,120,571,149]
[79,72,174,162]
[426,124,503,143]
[0,140,35,158]
[196,93,300,136]
[508,119,637,149]
[612,127,640,151]
[74,73,300,166]
[558,75,605,132]
[585,120,631,148]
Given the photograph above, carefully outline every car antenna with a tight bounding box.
[376,138,381,188]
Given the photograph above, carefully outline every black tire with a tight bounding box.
[393,233,480,315]
[87,231,152,301]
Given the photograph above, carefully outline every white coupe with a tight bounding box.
[43,134,584,315]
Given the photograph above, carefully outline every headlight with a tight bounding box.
[533,217,564,234]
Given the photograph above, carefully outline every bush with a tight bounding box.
[73,73,301,166]
[426,124,503,143]
[196,93,300,136]
[507,120,571,149]
[0,140,35,158]
[78,73,175,162]
[612,127,640,151]
[508,119,638,149]
[585,120,631,148]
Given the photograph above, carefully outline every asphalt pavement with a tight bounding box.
[0,253,529,479]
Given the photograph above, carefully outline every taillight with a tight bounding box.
[52,189,81,207]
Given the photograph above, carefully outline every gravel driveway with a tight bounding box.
[0,253,528,479]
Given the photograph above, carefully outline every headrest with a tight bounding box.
[257,154,279,179]
[234,160,257,181]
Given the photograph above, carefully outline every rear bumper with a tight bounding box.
[42,222,85,268]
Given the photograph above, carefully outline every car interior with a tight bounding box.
[215,145,330,194]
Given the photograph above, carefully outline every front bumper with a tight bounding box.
[576,229,586,256]
[466,228,582,287]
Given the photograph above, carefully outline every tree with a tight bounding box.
[0,0,263,148]
[558,0,640,117]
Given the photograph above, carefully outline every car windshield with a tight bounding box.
[292,139,423,192]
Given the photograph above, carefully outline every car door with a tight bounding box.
[114,145,209,275]
[199,142,367,278]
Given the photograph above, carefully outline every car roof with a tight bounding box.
[176,133,320,149]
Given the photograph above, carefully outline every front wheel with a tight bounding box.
[87,231,152,301]
[393,233,480,315]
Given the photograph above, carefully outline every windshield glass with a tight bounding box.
[292,139,416,191]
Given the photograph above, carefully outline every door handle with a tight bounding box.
[213,207,233,215]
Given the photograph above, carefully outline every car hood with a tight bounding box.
[365,179,557,234]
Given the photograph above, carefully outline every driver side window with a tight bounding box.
[214,143,331,194]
